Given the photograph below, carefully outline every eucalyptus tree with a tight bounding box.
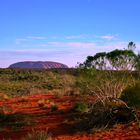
[82,49,137,71]
[91,52,107,70]
[107,49,137,71]
[135,53,140,77]
[84,56,94,68]
[128,41,136,50]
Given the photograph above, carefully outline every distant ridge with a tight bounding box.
[9,61,68,69]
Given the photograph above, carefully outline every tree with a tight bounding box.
[128,41,136,50]
[91,52,107,70]
[81,49,137,71]
[135,52,140,77]
[84,56,94,68]
[107,49,136,70]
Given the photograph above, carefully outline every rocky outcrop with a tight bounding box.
[9,61,68,69]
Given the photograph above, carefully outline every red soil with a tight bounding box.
[0,94,139,140]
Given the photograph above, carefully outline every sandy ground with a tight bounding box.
[0,94,139,140]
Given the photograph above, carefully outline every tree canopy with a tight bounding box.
[80,43,139,71]
[128,41,136,50]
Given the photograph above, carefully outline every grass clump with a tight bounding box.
[22,129,52,140]
[73,101,88,113]
[50,104,58,112]
[121,82,140,109]
[0,93,9,100]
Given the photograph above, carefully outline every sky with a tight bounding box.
[0,0,140,68]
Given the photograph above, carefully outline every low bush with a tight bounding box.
[50,104,58,112]
[73,99,135,132]
[121,82,140,109]
[76,69,135,99]
[73,101,88,113]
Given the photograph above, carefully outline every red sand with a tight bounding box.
[0,93,139,140]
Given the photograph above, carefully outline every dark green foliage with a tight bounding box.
[128,41,136,50]
[73,100,135,132]
[0,112,7,121]
[50,105,58,112]
[107,49,136,70]
[73,101,88,113]
[81,48,137,70]
[0,111,35,130]
[121,82,140,109]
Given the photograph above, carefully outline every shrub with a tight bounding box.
[73,99,135,132]
[73,101,88,113]
[76,69,136,106]
[121,82,140,109]
[50,104,58,112]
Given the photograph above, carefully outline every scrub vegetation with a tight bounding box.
[0,42,140,139]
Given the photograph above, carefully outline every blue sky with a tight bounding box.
[0,0,140,68]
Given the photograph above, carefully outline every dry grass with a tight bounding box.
[22,129,52,140]
[0,93,9,100]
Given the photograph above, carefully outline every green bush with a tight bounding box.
[50,104,58,112]
[121,82,140,109]
[76,69,135,98]
[73,101,88,113]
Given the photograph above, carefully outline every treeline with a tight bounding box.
[79,42,140,71]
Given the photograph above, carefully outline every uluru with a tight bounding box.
[8,61,68,69]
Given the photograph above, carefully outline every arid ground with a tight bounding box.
[0,93,139,140]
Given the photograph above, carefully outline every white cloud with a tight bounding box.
[15,34,118,46]
[100,35,116,40]
[15,38,28,45]
[40,41,96,48]
[65,35,87,39]
[27,36,47,40]
[65,34,119,42]
[15,36,47,45]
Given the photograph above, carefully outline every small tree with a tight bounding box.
[82,49,136,71]
[107,49,136,71]
[92,52,107,70]
[128,41,136,50]
[84,56,94,68]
